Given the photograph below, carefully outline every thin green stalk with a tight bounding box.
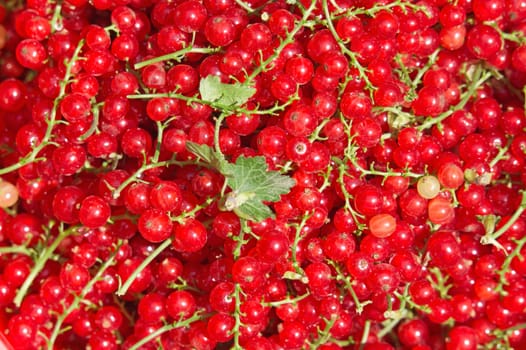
[153,120,167,163]
[495,235,526,294]
[47,241,124,349]
[347,154,423,179]
[111,158,208,199]
[79,102,102,141]
[231,283,243,350]
[310,316,337,349]
[481,191,526,246]
[417,65,492,131]
[489,142,511,168]
[328,261,370,314]
[411,49,440,90]
[14,225,78,307]
[263,292,310,307]
[134,46,219,69]
[0,245,32,256]
[233,219,250,259]
[336,164,366,229]
[117,196,214,296]
[244,0,317,82]
[0,39,84,176]
[291,214,310,275]
[116,239,172,296]
[128,312,205,350]
[50,1,63,32]
[377,308,408,339]
[321,0,373,92]
[427,267,452,299]
[214,113,227,157]
[234,0,255,13]
[358,320,371,350]
[127,91,292,117]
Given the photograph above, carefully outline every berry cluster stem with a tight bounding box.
[417,64,492,131]
[480,190,526,247]
[116,239,172,296]
[134,46,220,70]
[14,223,79,307]
[47,240,124,349]
[0,40,84,176]
[0,245,32,256]
[495,235,526,294]
[231,283,243,350]
[128,311,206,350]
[244,0,316,83]
[116,197,214,296]
[328,260,370,314]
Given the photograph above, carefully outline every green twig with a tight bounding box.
[47,240,124,349]
[14,225,79,307]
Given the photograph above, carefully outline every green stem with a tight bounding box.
[214,113,227,157]
[489,142,511,168]
[117,196,214,296]
[14,225,78,307]
[358,320,371,350]
[0,245,32,256]
[47,241,123,349]
[233,0,255,13]
[309,117,330,142]
[153,121,166,163]
[0,40,84,176]
[411,49,440,91]
[335,162,366,229]
[416,65,492,131]
[244,0,316,82]
[128,312,205,350]
[116,239,172,296]
[112,158,207,199]
[347,154,423,179]
[310,316,336,349]
[50,1,63,32]
[79,102,101,141]
[134,46,219,70]
[128,91,292,117]
[263,292,310,307]
[427,267,451,299]
[231,283,243,350]
[233,219,250,259]
[291,214,310,275]
[481,191,526,246]
[328,261,369,314]
[495,235,526,294]
[321,0,373,92]
[377,308,408,339]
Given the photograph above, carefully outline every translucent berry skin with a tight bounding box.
[79,195,111,228]
[138,209,173,243]
[52,186,84,224]
[149,181,183,212]
[172,218,208,253]
[369,214,397,238]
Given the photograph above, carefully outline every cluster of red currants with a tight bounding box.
[1,0,526,349]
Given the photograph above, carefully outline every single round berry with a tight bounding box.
[79,195,111,228]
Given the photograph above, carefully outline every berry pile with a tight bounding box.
[1,0,526,348]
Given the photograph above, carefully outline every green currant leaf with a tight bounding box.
[199,75,256,107]
[185,141,217,164]
[185,141,227,170]
[221,156,296,222]
[233,197,274,222]
[185,142,295,222]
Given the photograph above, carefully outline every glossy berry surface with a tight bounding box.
[0,1,525,349]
